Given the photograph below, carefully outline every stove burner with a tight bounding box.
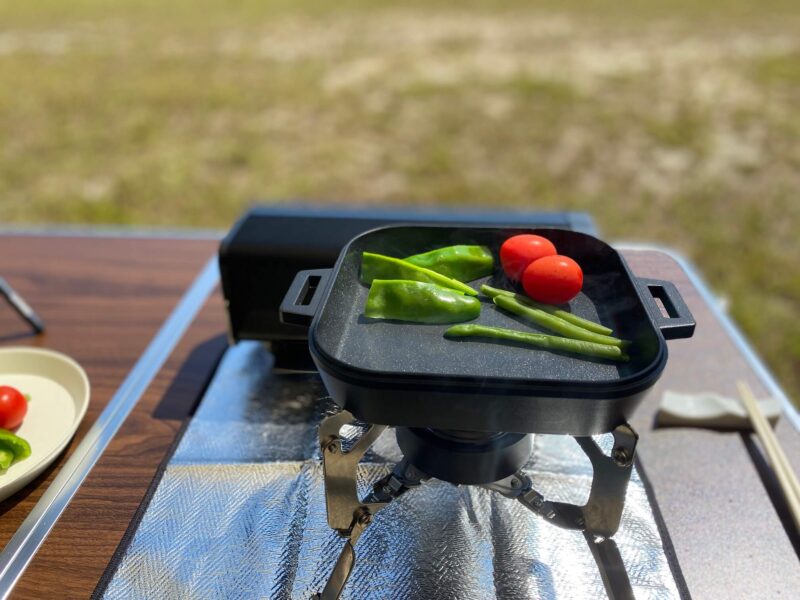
[395,427,533,485]
[314,410,639,600]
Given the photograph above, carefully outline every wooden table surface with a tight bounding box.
[0,234,226,599]
[0,233,797,599]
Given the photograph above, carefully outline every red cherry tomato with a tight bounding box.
[0,386,27,430]
[499,235,557,281]
[522,255,583,304]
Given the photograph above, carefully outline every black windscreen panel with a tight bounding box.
[219,204,596,343]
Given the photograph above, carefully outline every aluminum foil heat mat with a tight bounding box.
[100,342,681,600]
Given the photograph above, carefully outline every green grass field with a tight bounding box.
[1,1,799,404]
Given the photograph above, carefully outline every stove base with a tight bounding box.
[395,428,533,485]
[316,410,638,600]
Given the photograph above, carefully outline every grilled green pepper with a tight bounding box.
[481,284,613,335]
[361,252,477,296]
[493,294,627,347]
[444,324,628,361]
[0,428,31,470]
[365,280,480,323]
[404,245,494,282]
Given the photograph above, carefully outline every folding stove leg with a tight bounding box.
[485,422,638,600]
[313,411,426,600]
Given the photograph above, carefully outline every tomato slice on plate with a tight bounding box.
[0,386,27,430]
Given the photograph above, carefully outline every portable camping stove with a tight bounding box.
[218,208,690,599]
[313,411,638,600]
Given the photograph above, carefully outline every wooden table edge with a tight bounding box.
[0,252,222,598]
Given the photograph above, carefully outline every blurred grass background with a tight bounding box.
[1,1,798,403]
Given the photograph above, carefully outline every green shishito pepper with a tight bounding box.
[0,429,31,470]
[445,324,629,362]
[365,280,480,323]
[404,245,493,282]
[480,284,613,336]
[493,295,627,348]
[361,252,477,296]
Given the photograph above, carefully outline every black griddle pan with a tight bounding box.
[281,225,694,435]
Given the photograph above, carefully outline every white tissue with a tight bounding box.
[657,390,781,429]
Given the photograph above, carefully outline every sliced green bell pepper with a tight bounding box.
[0,447,13,470]
[365,280,480,323]
[361,252,477,296]
[0,428,31,470]
[404,245,494,282]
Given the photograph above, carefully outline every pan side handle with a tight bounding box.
[279,268,332,328]
[636,278,696,340]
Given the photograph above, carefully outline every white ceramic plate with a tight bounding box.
[0,347,90,501]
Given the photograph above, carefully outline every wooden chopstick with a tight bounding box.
[737,381,800,502]
[737,380,800,532]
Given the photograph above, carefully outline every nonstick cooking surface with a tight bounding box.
[313,227,662,386]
